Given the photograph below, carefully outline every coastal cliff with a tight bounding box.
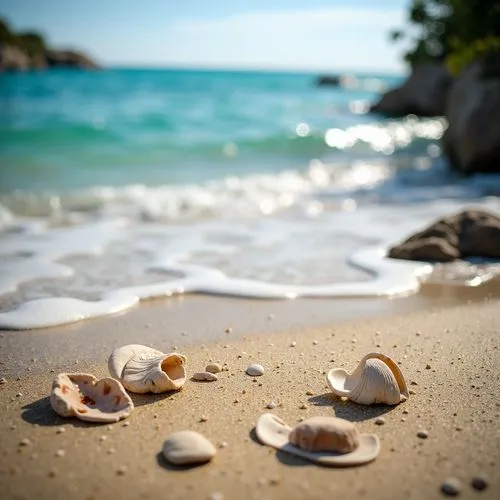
[0,18,99,71]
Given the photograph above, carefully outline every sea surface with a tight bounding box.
[1,68,499,329]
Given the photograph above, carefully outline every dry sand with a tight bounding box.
[1,295,499,500]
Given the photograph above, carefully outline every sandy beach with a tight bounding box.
[1,290,499,500]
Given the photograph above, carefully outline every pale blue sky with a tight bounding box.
[1,0,410,72]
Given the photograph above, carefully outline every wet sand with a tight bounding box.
[1,292,499,499]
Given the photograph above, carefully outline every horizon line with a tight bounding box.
[101,62,406,75]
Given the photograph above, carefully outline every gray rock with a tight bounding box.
[371,63,453,117]
[442,62,500,174]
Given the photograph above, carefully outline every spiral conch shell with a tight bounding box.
[327,352,409,405]
[256,414,379,466]
[108,344,187,394]
[50,373,133,423]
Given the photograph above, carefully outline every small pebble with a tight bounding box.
[471,474,488,491]
[218,441,228,449]
[122,421,130,427]
[55,449,66,458]
[290,341,296,347]
[19,438,30,447]
[375,417,386,426]
[117,465,128,476]
[205,363,222,374]
[192,372,218,382]
[209,492,223,500]
[299,403,307,410]
[246,364,264,377]
[266,402,276,409]
[409,389,417,395]
[225,327,232,333]
[16,393,22,397]
[163,430,216,465]
[305,390,314,396]
[99,435,107,442]
[200,415,208,422]
[48,470,57,478]
[351,339,357,344]
[107,448,116,455]
[426,364,431,370]
[402,409,409,415]
[441,478,462,496]
[56,427,66,434]
[312,340,318,345]
[417,430,428,439]
[0,377,7,384]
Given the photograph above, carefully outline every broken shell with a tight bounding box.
[327,353,409,405]
[108,344,186,394]
[50,373,133,423]
[192,372,218,382]
[256,414,379,467]
[162,430,216,465]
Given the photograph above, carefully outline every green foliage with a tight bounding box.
[447,36,500,76]
[392,1,500,73]
[0,17,47,56]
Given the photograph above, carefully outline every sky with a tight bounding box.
[1,0,411,72]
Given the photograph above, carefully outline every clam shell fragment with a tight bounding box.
[50,373,133,423]
[256,413,379,467]
[327,352,409,405]
[108,344,187,394]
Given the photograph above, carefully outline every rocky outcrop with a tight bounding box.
[316,75,341,86]
[0,43,30,71]
[442,63,500,174]
[0,44,99,71]
[388,209,500,262]
[45,49,99,69]
[370,63,453,117]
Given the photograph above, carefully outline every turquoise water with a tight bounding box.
[0,68,404,192]
[2,68,500,328]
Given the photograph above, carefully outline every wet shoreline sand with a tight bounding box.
[1,284,500,499]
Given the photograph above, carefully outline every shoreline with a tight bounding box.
[2,278,500,378]
[1,293,499,499]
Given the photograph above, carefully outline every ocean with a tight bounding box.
[1,68,499,329]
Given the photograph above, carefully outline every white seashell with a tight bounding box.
[192,372,218,382]
[327,352,409,405]
[256,413,379,467]
[50,373,133,423]
[108,344,186,394]
[162,430,216,465]
[246,363,264,376]
[205,363,222,374]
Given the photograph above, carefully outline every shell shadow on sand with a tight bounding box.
[307,393,394,421]
[21,396,108,428]
[249,427,314,467]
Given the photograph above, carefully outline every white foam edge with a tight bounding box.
[0,246,435,330]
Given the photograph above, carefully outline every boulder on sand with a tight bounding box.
[388,209,500,262]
